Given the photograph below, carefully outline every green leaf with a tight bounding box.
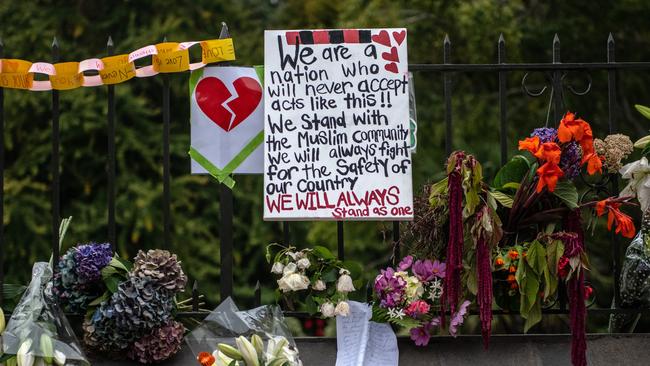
[2,283,27,301]
[109,256,129,272]
[105,276,121,293]
[546,240,564,277]
[552,180,578,209]
[489,190,514,208]
[493,155,530,189]
[523,301,542,333]
[0,354,16,363]
[342,260,363,280]
[635,104,650,120]
[321,268,338,282]
[312,246,335,260]
[88,291,110,306]
[304,295,318,315]
[502,182,521,190]
[526,241,547,275]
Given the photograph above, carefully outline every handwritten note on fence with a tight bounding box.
[263,29,413,220]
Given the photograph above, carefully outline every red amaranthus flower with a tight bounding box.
[595,198,636,238]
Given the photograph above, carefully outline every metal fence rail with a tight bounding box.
[0,28,647,327]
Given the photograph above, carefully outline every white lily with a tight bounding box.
[53,350,66,366]
[213,350,234,366]
[251,334,264,359]
[217,343,243,361]
[236,336,259,366]
[266,336,289,359]
[17,339,34,366]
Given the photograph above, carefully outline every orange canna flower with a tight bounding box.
[558,112,591,143]
[535,162,565,193]
[583,153,603,175]
[495,257,505,266]
[534,142,562,164]
[519,136,541,155]
[508,250,519,260]
[596,198,636,238]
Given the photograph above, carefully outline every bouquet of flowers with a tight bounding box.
[371,255,471,346]
[51,243,188,364]
[186,298,301,366]
[406,112,635,366]
[266,244,361,318]
[1,262,89,365]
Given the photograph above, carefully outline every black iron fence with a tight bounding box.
[0,25,649,325]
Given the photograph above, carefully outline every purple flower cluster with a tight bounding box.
[560,141,582,179]
[373,267,406,308]
[531,127,558,143]
[75,242,113,284]
[412,259,446,282]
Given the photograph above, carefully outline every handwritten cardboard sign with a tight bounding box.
[263,29,413,220]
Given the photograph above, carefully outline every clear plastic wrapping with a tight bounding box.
[185,297,301,365]
[2,262,89,365]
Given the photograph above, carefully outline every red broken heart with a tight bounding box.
[393,30,406,45]
[382,47,399,62]
[371,30,391,47]
[195,76,262,132]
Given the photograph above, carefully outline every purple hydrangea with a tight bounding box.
[75,242,113,284]
[373,267,406,308]
[560,141,582,179]
[531,127,558,143]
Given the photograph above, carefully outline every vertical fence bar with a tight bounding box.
[0,37,4,305]
[192,281,199,312]
[107,36,117,251]
[551,34,568,311]
[218,23,234,301]
[51,38,61,272]
[337,222,344,261]
[391,221,400,265]
[607,33,621,308]
[498,34,508,166]
[551,34,562,123]
[282,221,290,245]
[254,281,261,307]
[162,37,172,249]
[443,34,452,156]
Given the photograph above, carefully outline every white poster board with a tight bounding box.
[263,29,413,220]
[190,66,264,185]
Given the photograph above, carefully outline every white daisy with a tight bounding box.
[429,278,443,301]
[387,307,405,320]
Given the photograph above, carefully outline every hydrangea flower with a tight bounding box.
[531,127,558,143]
[373,267,406,308]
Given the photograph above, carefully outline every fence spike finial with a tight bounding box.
[163,35,168,42]
[107,35,114,47]
[607,32,615,45]
[219,22,230,39]
[52,36,59,49]
[443,33,450,45]
[498,33,505,44]
[553,33,560,45]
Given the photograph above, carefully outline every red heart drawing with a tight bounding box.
[371,30,391,47]
[393,30,406,45]
[382,47,399,62]
[385,63,398,74]
[195,76,262,132]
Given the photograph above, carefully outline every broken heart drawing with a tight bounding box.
[190,66,265,176]
[195,76,262,132]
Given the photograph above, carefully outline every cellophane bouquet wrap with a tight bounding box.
[609,208,650,332]
[2,262,89,365]
[186,297,301,366]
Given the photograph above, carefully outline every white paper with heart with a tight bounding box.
[263,29,413,220]
[190,66,263,175]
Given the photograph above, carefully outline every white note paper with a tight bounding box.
[335,301,399,366]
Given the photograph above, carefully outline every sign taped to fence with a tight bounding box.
[263,28,413,220]
[189,66,264,187]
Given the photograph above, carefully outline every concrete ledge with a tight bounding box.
[90,333,650,365]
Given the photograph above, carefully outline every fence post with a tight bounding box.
[218,22,234,302]
[0,36,4,305]
[607,33,621,308]
[51,37,61,273]
[107,36,117,251]
[498,34,508,166]
[162,36,172,249]
[551,34,563,123]
[443,34,452,156]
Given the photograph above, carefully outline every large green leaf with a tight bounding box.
[552,180,579,209]
[493,155,531,189]
[489,190,514,208]
[313,246,335,260]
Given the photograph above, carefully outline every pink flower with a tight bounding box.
[431,260,446,279]
[398,256,414,271]
[405,300,430,318]
[449,300,471,337]
[410,318,441,346]
[412,259,446,282]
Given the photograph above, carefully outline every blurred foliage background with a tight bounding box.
[1,0,650,335]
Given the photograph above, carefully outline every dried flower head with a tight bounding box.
[131,249,188,294]
[594,134,634,173]
[128,321,185,364]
